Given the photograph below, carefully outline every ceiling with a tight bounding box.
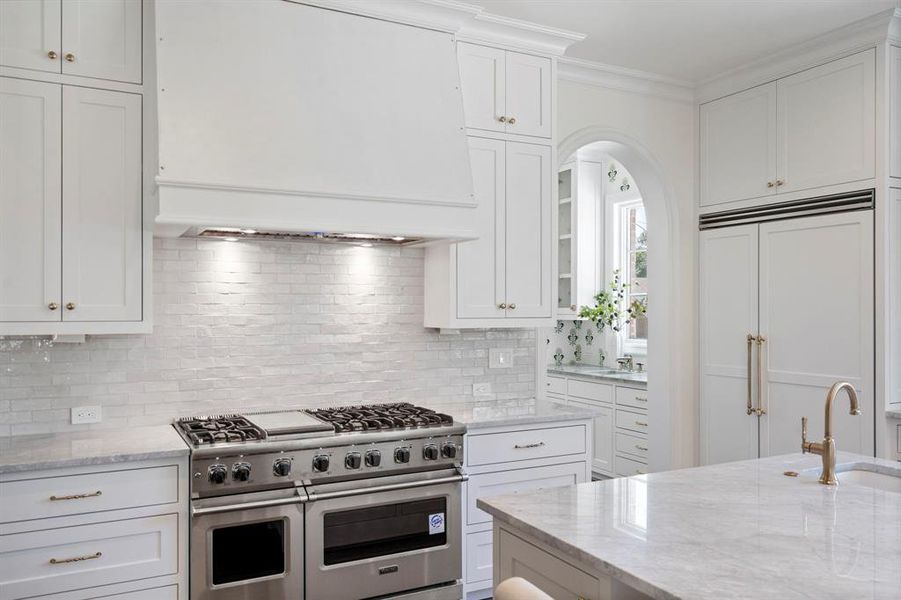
[469,0,899,83]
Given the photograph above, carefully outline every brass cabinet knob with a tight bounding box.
[509,303,516,310]
[497,116,506,123]
[48,302,58,310]
[766,181,775,188]
[65,302,76,310]
[570,304,576,311]
[776,179,784,186]
[47,50,58,60]
[64,53,75,62]
[498,302,507,309]
[508,117,516,124]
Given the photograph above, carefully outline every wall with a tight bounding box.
[550,76,697,468]
[0,238,536,437]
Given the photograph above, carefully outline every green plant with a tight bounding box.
[578,270,647,331]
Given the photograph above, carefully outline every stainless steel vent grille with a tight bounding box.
[699,189,874,230]
[197,229,421,245]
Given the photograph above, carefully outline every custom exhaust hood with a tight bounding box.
[153,0,477,241]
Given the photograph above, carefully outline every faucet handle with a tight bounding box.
[801,416,808,453]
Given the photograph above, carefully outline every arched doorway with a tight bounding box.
[551,127,691,472]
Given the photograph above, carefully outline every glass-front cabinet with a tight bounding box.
[556,155,603,318]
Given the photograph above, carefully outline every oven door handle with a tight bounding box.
[192,494,307,517]
[307,472,468,502]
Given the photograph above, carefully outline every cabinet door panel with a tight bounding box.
[891,46,901,179]
[505,142,552,318]
[61,0,142,83]
[457,42,505,133]
[0,78,61,322]
[505,51,551,138]
[700,83,776,207]
[0,0,61,74]
[758,211,874,457]
[569,398,613,475]
[456,137,505,319]
[62,86,142,322]
[776,50,875,194]
[699,225,759,464]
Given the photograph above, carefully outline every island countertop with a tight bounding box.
[478,452,901,600]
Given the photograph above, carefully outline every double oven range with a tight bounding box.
[174,403,466,600]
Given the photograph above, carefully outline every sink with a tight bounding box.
[836,469,901,493]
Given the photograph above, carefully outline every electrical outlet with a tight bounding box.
[489,348,514,369]
[71,405,101,424]
[472,382,492,396]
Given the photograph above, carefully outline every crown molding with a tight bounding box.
[295,0,585,56]
[696,7,901,103]
[557,56,695,104]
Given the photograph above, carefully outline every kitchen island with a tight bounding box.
[478,452,901,599]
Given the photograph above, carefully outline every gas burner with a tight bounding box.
[176,415,266,446]
[306,403,453,433]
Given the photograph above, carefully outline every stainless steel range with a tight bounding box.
[174,403,466,600]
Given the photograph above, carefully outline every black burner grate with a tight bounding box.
[306,403,453,433]
[176,415,266,446]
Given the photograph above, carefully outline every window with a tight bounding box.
[610,197,647,353]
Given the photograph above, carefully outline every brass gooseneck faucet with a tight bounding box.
[801,382,862,485]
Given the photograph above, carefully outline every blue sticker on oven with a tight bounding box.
[428,512,445,535]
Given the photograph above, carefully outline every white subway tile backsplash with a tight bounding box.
[0,238,536,436]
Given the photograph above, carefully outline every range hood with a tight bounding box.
[153,0,476,241]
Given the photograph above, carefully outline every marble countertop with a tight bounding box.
[423,398,602,429]
[547,364,647,386]
[478,452,901,600]
[0,425,190,474]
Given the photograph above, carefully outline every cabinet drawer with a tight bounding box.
[1,465,179,524]
[466,462,584,525]
[497,529,607,600]
[567,378,613,403]
[615,431,649,460]
[0,514,178,599]
[615,385,648,410]
[615,455,648,477]
[465,529,493,585]
[466,425,586,466]
[546,376,566,395]
[615,408,648,434]
[95,586,178,600]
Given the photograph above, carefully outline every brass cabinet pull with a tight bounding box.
[766,181,775,188]
[47,50,58,60]
[570,304,576,311]
[634,396,647,403]
[509,303,516,310]
[508,116,516,124]
[65,302,75,310]
[48,302,59,311]
[49,490,102,501]
[775,179,784,186]
[635,444,648,451]
[50,552,101,565]
[64,52,75,62]
[514,442,545,449]
[497,302,506,309]
[746,334,754,415]
[497,116,506,123]
[635,469,647,475]
[634,421,648,427]
[755,336,767,416]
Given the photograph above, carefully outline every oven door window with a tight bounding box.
[323,497,447,565]
[212,519,286,585]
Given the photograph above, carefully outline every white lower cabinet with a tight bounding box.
[0,458,188,600]
[462,419,592,599]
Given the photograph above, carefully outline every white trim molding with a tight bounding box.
[557,57,694,104]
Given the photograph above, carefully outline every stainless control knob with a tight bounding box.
[441,443,457,459]
[312,454,330,472]
[345,452,362,470]
[394,447,411,464]
[423,445,439,461]
[273,458,292,477]
[208,464,228,484]
[365,450,381,467]
[232,462,252,482]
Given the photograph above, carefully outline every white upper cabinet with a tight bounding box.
[0,78,61,322]
[504,142,552,317]
[61,86,143,322]
[700,83,776,207]
[457,42,551,139]
[699,49,875,210]
[776,50,874,195]
[61,0,142,83]
[457,137,506,319]
[0,0,141,83]
[0,0,61,73]
[891,45,900,179]
[457,43,506,134]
